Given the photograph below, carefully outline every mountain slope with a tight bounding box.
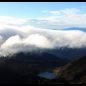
[49,48,86,60]
[55,56,86,84]
[6,52,68,67]
[0,52,68,83]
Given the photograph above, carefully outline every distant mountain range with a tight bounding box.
[52,27,86,32]
[64,27,86,32]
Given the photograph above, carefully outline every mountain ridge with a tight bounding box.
[54,55,86,84]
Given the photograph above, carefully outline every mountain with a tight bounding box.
[54,56,86,84]
[6,52,69,67]
[64,27,86,32]
[48,48,86,61]
[0,52,68,84]
[0,50,85,84]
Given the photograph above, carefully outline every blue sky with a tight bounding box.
[0,2,86,18]
[0,2,86,29]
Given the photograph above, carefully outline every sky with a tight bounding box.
[0,2,86,18]
[0,2,86,29]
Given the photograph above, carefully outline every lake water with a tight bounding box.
[38,72,56,79]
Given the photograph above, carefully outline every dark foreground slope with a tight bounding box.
[55,56,86,84]
[0,52,68,84]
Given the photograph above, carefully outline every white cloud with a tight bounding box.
[61,8,80,15]
[42,11,86,28]
[24,8,86,29]
[39,8,86,29]
[1,35,21,48]
[0,7,86,30]
[49,8,80,15]
[23,34,53,48]
[49,11,61,15]
[0,16,27,26]
[0,15,86,57]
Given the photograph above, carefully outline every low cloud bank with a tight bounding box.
[0,16,86,57]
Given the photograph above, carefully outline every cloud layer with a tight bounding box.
[0,16,86,57]
[40,8,86,29]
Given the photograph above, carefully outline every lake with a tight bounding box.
[38,71,57,79]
